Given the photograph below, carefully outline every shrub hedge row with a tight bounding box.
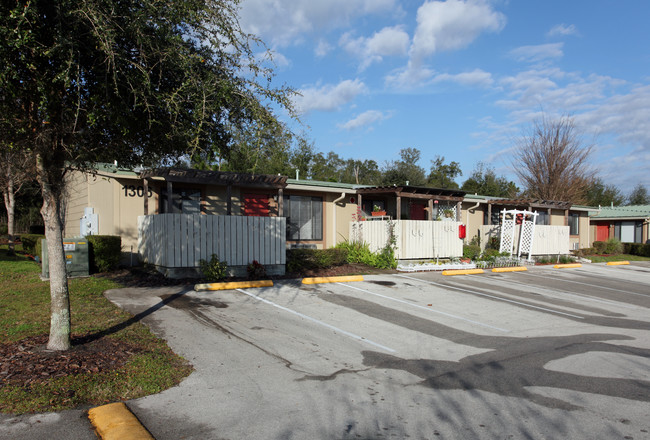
[286,248,348,273]
[86,235,122,273]
[623,242,650,257]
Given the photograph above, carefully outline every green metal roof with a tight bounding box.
[590,205,650,219]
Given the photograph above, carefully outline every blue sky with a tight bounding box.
[238,0,650,191]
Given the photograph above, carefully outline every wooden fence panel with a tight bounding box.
[138,214,286,268]
[479,224,570,255]
[349,220,462,259]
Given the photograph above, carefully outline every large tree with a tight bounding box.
[1,0,294,350]
[382,147,426,186]
[627,183,649,205]
[427,155,462,189]
[461,162,519,198]
[513,115,594,203]
[584,178,625,207]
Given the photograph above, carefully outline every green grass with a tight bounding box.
[586,253,650,263]
[0,248,192,413]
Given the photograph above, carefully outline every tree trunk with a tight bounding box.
[2,178,15,255]
[36,154,71,351]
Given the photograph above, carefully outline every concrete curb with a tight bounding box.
[492,266,528,273]
[442,269,485,276]
[194,280,274,291]
[88,402,154,440]
[302,275,364,284]
[606,261,630,266]
[553,263,582,269]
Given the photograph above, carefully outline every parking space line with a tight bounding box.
[337,283,510,333]
[236,289,396,353]
[396,275,584,319]
[480,274,637,309]
[520,272,650,298]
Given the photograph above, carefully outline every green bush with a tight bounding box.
[592,241,606,254]
[87,235,122,273]
[604,237,623,255]
[28,225,45,235]
[463,244,481,260]
[480,248,501,260]
[246,260,267,279]
[199,254,228,281]
[21,234,45,257]
[287,248,349,273]
[485,236,500,250]
[624,242,650,257]
[335,241,396,270]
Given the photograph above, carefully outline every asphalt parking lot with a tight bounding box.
[3,263,649,439]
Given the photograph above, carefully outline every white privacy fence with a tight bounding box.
[350,220,463,259]
[480,225,570,255]
[138,214,286,268]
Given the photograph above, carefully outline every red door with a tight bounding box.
[409,203,426,220]
[596,223,609,241]
[243,194,269,216]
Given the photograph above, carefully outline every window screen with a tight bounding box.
[285,195,322,240]
[569,213,579,235]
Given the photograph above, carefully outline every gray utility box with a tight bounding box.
[41,238,90,279]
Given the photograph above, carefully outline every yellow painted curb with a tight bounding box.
[442,269,485,276]
[607,261,630,266]
[194,280,274,291]
[553,263,582,269]
[88,402,154,440]
[302,275,364,284]
[492,266,528,273]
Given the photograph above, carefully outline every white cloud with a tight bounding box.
[547,23,579,38]
[238,0,398,47]
[389,0,505,88]
[338,110,392,131]
[315,39,333,57]
[294,79,368,113]
[509,43,564,64]
[432,69,494,87]
[340,26,410,70]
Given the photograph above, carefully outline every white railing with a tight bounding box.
[479,225,570,255]
[138,214,286,268]
[350,220,463,259]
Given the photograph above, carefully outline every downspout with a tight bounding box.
[332,192,346,247]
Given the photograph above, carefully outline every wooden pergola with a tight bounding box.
[485,198,573,226]
[139,168,288,215]
[356,185,466,220]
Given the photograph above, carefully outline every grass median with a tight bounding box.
[0,248,192,414]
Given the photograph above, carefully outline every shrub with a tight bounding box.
[604,237,623,255]
[485,236,500,250]
[246,260,266,279]
[480,248,501,260]
[21,234,45,257]
[87,235,122,273]
[592,241,606,254]
[287,248,348,273]
[463,244,480,260]
[28,225,45,235]
[199,254,228,281]
[335,241,397,270]
[624,242,650,257]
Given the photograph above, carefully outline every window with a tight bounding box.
[569,213,579,235]
[615,221,643,243]
[161,188,201,214]
[536,211,549,226]
[284,195,322,241]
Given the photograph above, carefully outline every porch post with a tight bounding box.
[226,184,232,215]
[456,201,461,221]
[564,209,569,226]
[396,196,401,220]
[487,203,492,226]
[357,193,363,218]
[143,178,149,215]
[428,199,434,221]
[278,188,283,216]
[166,181,173,213]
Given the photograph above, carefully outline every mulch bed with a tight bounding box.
[0,335,139,387]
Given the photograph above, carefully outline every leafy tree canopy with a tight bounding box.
[382,148,426,186]
[584,178,625,207]
[461,162,519,198]
[627,183,650,205]
[427,155,462,189]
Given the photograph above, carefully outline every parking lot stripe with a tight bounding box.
[396,275,584,319]
[521,272,650,298]
[236,289,396,353]
[337,282,510,333]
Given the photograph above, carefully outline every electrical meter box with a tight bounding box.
[41,238,90,279]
